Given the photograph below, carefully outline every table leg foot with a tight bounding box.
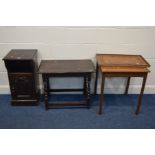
[87,103,90,109]
[99,110,102,115]
[135,111,139,115]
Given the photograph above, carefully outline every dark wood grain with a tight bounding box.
[39,59,95,110]
[3,49,37,60]
[3,49,39,106]
[39,60,95,74]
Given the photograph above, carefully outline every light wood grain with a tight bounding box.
[96,54,150,67]
[101,66,150,72]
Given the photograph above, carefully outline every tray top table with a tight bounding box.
[39,59,95,110]
[96,54,150,67]
[94,54,150,115]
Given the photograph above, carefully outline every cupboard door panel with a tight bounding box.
[8,73,35,100]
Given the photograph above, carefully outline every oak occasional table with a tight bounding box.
[94,54,151,115]
[39,60,95,110]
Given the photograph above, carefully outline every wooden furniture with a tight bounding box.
[39,60,95,110]
[94,54,151,115]
[3,49,39,105]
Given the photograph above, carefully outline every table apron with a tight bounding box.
[102,72,147,77]
[41,73,92,77]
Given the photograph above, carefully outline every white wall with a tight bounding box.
[0,26,155,94]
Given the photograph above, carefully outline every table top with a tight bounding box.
[96,54,150,67]
[3,49,37,60]
[39,60,95,74]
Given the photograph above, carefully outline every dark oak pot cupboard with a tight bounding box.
[3,49,39,105]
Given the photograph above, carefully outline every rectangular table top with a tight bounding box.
[96,54,150,67]
[39,60,95,74]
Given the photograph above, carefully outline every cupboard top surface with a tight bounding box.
[3,49,37,61]
[96,54,150,67]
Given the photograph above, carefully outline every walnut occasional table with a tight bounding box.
[39,60,95,110]
[94,54,151,115]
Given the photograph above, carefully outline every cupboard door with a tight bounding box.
[8,73,36,100]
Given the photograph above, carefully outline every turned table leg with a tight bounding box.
[86,75,91,108]
[124,77,131,95]
[99,73,105,115]
[94,63,99,95]
[43,74,49,110]
[135,74,148,115]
